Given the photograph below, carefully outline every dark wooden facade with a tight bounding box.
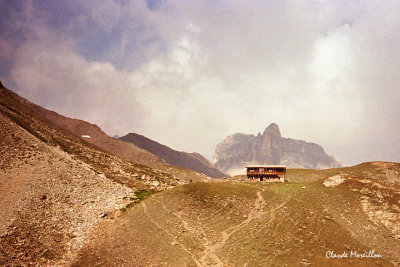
[246,165,286,182]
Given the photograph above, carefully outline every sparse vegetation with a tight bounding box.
[2,85,399,266]
[135,189,153,201]
[74,165,400,266]
[0,85,193,266]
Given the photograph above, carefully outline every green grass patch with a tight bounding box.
[120,190,154,212]
[135,190,153,201]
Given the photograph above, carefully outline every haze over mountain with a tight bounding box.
[1,1,400,265]
[214,123,341,176]
[1,82,400,266]
[120,133,227,178]
[1,1,400,166]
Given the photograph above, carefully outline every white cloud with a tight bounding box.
[4,0,400,165]
[10,24,146,135]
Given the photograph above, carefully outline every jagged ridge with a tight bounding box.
[214,123,341,175]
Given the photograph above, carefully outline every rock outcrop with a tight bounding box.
[214,123,341,175]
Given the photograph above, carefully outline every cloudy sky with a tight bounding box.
[1,0,399,165]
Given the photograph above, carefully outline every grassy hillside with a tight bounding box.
[149,164,212,184]
[73,163,400,266]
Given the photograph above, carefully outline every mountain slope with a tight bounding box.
[2,80,398,266]
[214,123,341,175]
[0,109,132,265]
[16,96,165,165]
[0,82,181,265]
[73,162,400,266]
[120,133,227,178]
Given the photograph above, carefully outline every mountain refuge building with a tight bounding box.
[246,165,286,182]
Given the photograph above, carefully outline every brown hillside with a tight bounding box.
[16,96,165,165]
[120,133,227,178]
[0,82,186,265]
[74,162,400,266]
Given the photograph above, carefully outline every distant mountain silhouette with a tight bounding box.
[120,133,227,178]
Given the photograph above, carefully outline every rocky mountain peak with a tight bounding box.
[214,123,341,176]
[263,123,281,137]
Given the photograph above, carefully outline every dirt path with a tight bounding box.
[198,191,267,266]
[142,202,202,266]
[146,191,290,266]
